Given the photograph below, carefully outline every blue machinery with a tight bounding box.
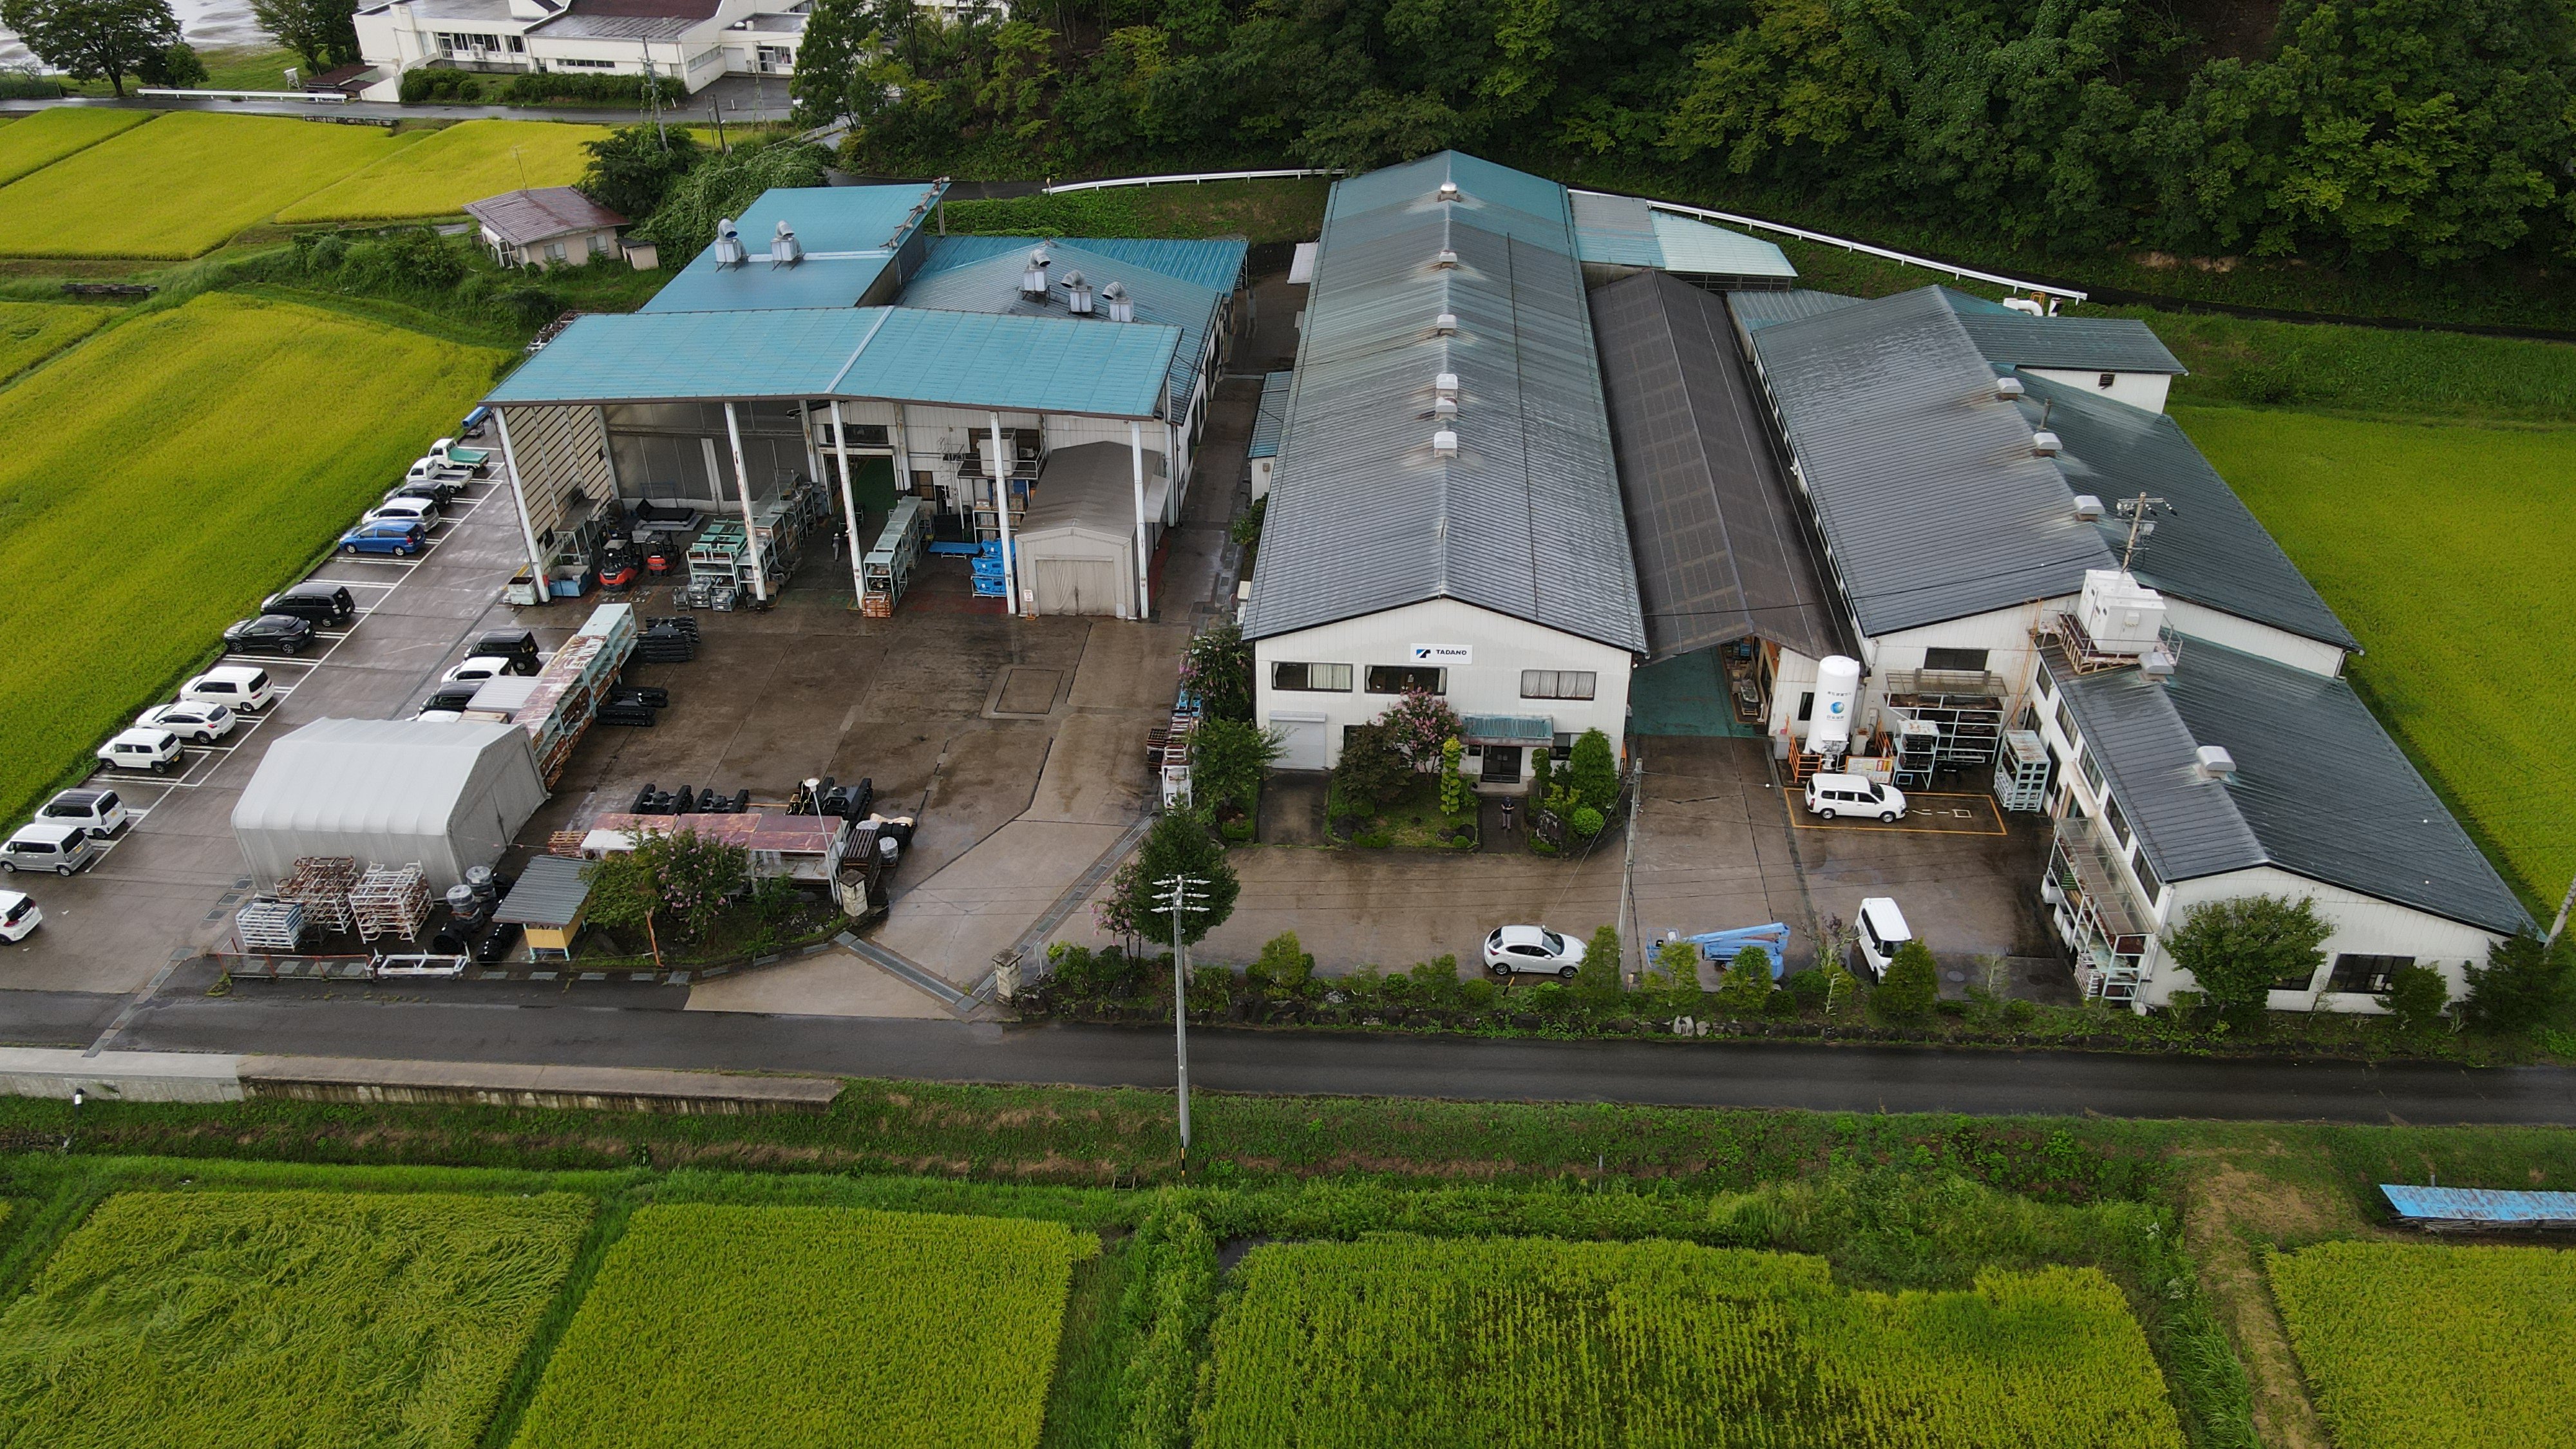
[1683,923,1792,978]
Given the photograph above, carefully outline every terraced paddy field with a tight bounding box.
[279,120,618,223]
[0,111,414,257]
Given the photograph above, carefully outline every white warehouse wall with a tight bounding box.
[2162,600,2347,678]
[1849,600,2060,735]
[1253,598,1634,773]
[2143,864,2505,1014]
[2025,367,2172,414]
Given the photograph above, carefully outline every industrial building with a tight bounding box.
[1244,151,2525,1012]
[481,181,1245,620]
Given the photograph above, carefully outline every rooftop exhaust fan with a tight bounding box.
[1437,180,1461,202]
[1102,281,1134,323]
[1063,269,1094,315]
[2031,430,2063,457]
[2072,493,2103,521]
[1021,247,1052,298]
[769,220,802,267]
[1433,397,1458,418]
[1432,428,1459,458]
[1434,312,1458,335]
[1995,376,2025,401]
[712,218,747,268]
[2193,744,2235,781]
[1434,372,1459,400]
[1433,248,1459,269]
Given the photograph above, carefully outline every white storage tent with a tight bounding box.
[1018,441,1167,618]
[231,719,548,892]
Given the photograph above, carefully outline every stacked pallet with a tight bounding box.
[349,863,431,942]
[276,856,358,935]
[234,900,307,954]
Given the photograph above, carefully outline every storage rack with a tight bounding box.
[234,900,307,954]
[1993,730,2050,812]
[861,498,927,617]
[349,863,431,942]
[276,856,358,935]
[1884,687,2008,769]
[1893,720,1939,790]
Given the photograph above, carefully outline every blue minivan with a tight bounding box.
[339,518,428,556]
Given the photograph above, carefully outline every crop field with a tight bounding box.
[1197,1236,2183,1448]
[0,292,504,824]
[2176,405,2576,902]
[2268,1240,2576,1448]
[0,300,111,382]
[0,1189,592,1448]
[510,1203,1096,1449]
[0,112,414,258]
[0,108,152,187]
[279,120,619,223]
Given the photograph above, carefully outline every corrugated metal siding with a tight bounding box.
[1570,192,1662,267]
[1951,306,2186,375]
[1748,287,2116,637]
[1593,272,1842,662]
[1248,370,1291,459]
[2164,640,2527,934]
[1728,289,1865,336]
[507,404,614,547]
[1649,212,1795,279]
[1242,153,1644,653]
[916,235,1249,294]
[2023,374,2357,650]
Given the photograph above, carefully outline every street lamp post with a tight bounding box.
[1157,872,1208,1173]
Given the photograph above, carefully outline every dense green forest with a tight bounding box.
[793,0,2576,274]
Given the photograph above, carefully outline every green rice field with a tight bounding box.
[2176,405,2576,904]
[0,1189,592,1448]
[509,1203,1096,1449]
[2269,1240,2576,1448]
[1197,1236,2183,1447]
[279,120,618,223]
[0,112,415,258]
[0,300,111,382]
[0,108,152,187]
[0,292,504,823]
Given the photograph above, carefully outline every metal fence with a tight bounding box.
[1569,188,2087,303]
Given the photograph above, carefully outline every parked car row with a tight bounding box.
[418,630,544,718]
[0,786,129,891]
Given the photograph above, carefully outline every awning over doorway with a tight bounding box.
[1461,714,1554,746]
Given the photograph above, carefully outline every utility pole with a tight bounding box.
[2114,492,2171,573]
[1157,871,1208,1174]
[643,41,665,148]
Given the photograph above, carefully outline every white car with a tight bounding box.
[0,890,40,941]
[366,495,440,527]
[181,666,277,715]
[138,700,236,744]
[1852,896,1914,980]
[1803,773,1908,822]
[39,788,128,838]
[1482,924,1587,980]
[407,454,475,485]
[1,822,95,875]
[97,728,182,774]
[442,655,522,685]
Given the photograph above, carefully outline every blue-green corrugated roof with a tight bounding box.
[486,307,1180,417]
[641,182,943,314]
[896,241,1224,408]
[1568,191,1795,279]
[918,234,1248,293]
[1247,370,1291,459]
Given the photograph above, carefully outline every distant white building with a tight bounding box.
[353,0,1003,101]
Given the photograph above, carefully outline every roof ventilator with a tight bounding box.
[2192,745,2237,782]
[1434,372,1459,401]
[1102,281,1134,323]
[1432,428,1459,459]
[1063,270,1094,315]
[1433,396,1458,419]
[769,220,802,268]
[712,217,747,268]
[1995,376,2025,401]
[1433,312,1458,336]
[1021,247,1052,298]
[2031,430,2063,457]
[1437,181,1461,202]
[1433,248,1459,269]
[2072,494,2103,521]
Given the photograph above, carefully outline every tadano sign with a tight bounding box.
[1409,644,1472,665]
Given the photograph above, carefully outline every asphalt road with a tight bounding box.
[16,980,2572,1124]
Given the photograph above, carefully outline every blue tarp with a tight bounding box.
[2381,1185,2576,1226]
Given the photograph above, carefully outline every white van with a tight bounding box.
[39,788,128,837]
[1803,773,1908,822]
[181,665,277,715]
[1,821,96,875]
[1852,896,1913,980]
[97,728,182,774]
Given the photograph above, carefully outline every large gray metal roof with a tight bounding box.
[2056,643,2526,934]
[1723,289,1864,336]
[1748,287,2116,636]
[2018,374,2358,651]
[1941,292,2186,375]
[1242,153,1645,652]
[1591,271,1843,663]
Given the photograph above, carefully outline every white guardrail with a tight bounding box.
[1043,168,1344,194]
[1573,189,2087,303]
[138,87,350,103]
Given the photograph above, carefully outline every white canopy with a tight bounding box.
[231,718,547,891]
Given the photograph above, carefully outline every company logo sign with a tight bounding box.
[1410,644,1472,665]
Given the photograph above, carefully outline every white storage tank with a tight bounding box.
[2079,569,2168,655]
[1806,655,1862,755]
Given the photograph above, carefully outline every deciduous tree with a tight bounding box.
[1,0,180,96]
[247,0,357,71]
[1873,939,1938,1023]
[1113,809,1240,947]
[2165,895,2328,1021]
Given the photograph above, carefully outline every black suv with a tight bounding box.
[223,613,316,656]
[419,684,480,714]
[471,629,541,669]
[260,581,355,626]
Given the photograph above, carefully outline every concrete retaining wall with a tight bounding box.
[0,1049,246,1103]
[0,1049,840,1115]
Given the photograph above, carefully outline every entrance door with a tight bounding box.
[1271,715,1327,770]
[1480,744,1523,784]
[1032,556,1122,616]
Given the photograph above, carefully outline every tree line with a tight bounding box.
[4,0,355,94]
[793,0,2576,270]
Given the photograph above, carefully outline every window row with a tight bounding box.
[1271,663,1595,700]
